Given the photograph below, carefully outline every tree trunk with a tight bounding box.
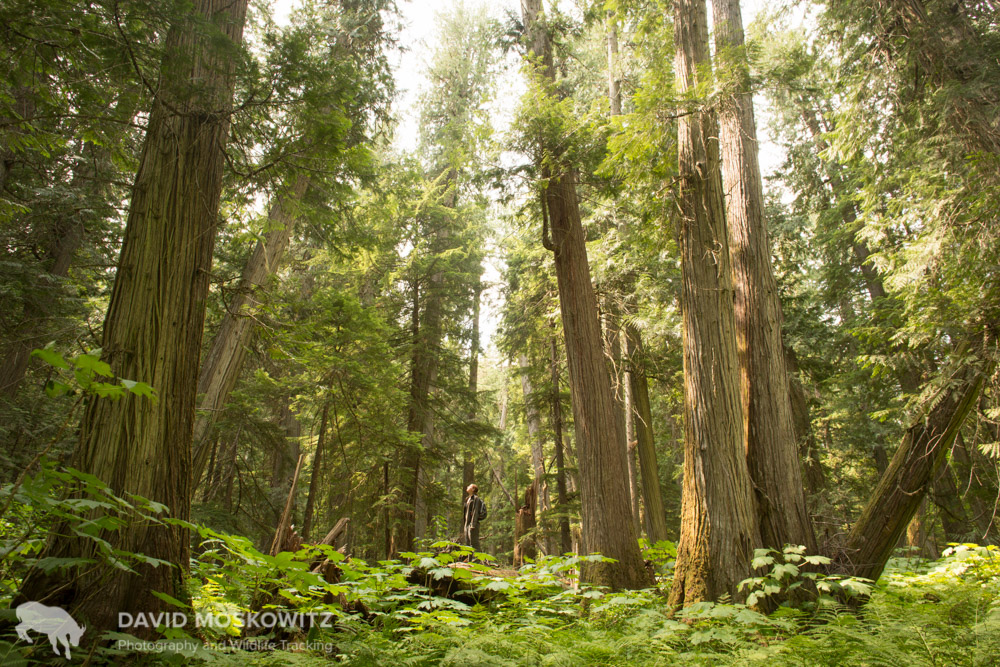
[906,498,940,559]
[209,426,240,505]
[785,346,826,496]
[550,333,573,556]
[712,0,816,555]
[463,279,482,506]
[191,174,310,484]
[0,86,34,194]
[668,0,761,608]
[270,454,306,556]
[18,0,247,636]
[624,368,642,536]
[272,391,303,503]
[625,325,670,544]
[603,312,640,535]
[928,458,974,542]
[604,15,641,537]
[302,403,329,542]
[522,0,649,590]
[396,260,445,553]
[518,353,548,520]
[514,482,538,567]
[838,358,988,581]
[953,432,1000,543]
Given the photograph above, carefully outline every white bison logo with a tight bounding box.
[14,601,86,659]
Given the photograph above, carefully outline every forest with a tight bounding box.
[0,0,998,664]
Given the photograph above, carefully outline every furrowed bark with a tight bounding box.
[712,0,816,554]
[522,0,649,589]
[838,356,989,581]
[18,0,248,636]
[668,0,761,607]
[192,174,310,485]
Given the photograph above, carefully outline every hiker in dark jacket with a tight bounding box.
[462,483,485,551]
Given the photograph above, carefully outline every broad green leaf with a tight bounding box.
[150,590,190,608]
[31,346,70,370]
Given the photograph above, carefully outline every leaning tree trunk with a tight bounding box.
[191,174,310,484]
[18,0,248,636]
[838,355,989,582]
[522,0,648,589]
[712,0,816,554]
[625,325,670,544]
[668,0,761,608]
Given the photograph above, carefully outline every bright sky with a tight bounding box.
[270,0,791,352]
[272,0,780,159]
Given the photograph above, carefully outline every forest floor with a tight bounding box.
[108,543,1000,665]
[2,482,998,666]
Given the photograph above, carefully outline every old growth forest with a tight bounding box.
[0,0,999,664]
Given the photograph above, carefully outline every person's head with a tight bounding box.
[466,483,478,496]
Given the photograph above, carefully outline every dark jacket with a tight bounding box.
[463,494,484,530]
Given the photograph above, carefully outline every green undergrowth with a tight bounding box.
[1,463,999,665]
[200,542,1000,667]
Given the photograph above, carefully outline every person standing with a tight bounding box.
[462,483,486,551]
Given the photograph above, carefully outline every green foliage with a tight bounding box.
[30,344,157,402]
[741,545,870,609]
[0,460,174,601]
[3,469,999,665]
[640,538,678,576]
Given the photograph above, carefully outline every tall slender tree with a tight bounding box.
[625,325,670,543]
[604,11,670,544]
[192,174,310,484]
[549,332,573,555]
[520,0,648,589]
[393,4,496,552]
